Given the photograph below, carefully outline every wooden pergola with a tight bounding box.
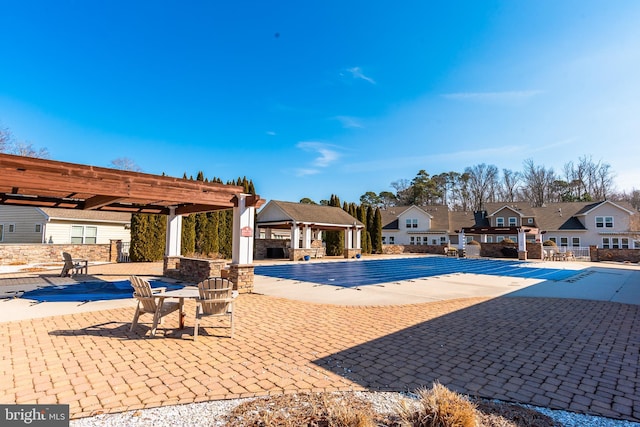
[0,153,260,215]
[0,153,263,280]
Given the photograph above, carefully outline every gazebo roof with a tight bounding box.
[256,200,364,230]
[0,153,261,215]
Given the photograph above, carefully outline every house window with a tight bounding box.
[496,236,504,242]
[389,236,395,244]
[415,236,422,245]
[486,236,493,243]
[602,237,627,248]
[432,239,437,245]
[406,219,418,228]
[527,218,534,224]
[621,238,630,249]
[0,224,3,242]
[572,237,580,247]
[35,224,42,233]
[71,226,97,244]
[495,217,504,227]
[410,236,415,245]
[596,216,613,228]
[440,236,446,244]
[560,237,568,247]
[602,237,610,249]
[510,235,518,242]
[382,236,386,244]
[7,224,16,233]
[548,237,557,244]
[508,217,517,226]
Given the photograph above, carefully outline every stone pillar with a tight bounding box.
[165,207,182,257]
[109,240,120,263]
[590,245,599,262]
[228,264,255,293]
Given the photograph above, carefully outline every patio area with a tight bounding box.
[1,261,639,422]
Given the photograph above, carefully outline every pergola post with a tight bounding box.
[165,206,182,257]
[517,228,528,260]
[229,194,257,293]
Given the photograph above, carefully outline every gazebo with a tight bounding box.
[0,153,263,290]
[456,226,542,260]
[256,200,365,260]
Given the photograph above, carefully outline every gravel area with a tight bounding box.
[69,392,640,427]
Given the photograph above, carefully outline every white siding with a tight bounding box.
[0,206,46,243]
[45,221,130,245]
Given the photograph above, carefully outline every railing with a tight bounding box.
[544,246,590,261]
[118,241,131,263]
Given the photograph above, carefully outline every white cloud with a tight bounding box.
[297,141,341,168]
[442,90,543,102]
[345,67,376,84]
[266,131,276,136]
[335,116,364,129]
[294,168,320,177]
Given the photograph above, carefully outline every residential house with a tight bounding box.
[0,205,131,244]
[381,205,451,246]
[380,200,639,249]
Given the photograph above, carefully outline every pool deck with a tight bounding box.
[1,257,639,422]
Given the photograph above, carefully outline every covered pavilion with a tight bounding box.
[0,153,263,289]
[256,200,365,260]
[457,226,542,259]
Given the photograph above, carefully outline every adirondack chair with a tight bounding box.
[60,252,88,277]
[129,275,180,336]
[194,277,236,340]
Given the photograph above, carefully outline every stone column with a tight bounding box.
[228,264,255,293]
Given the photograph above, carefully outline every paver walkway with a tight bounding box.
[1,264,639,422]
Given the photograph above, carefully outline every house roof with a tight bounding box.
[257,200,364,229]
[380,205,456,233]
[38,207,131,223]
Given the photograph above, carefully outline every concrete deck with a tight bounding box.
[0,258,639,422]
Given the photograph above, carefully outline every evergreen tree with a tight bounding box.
[357,205,371,254]
[372,208,383,254]
[181,214,196,256]
[129,213,149,262]
[324,194,344,256]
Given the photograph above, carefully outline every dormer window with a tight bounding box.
[405,219,418,228]
[595,216,613,228]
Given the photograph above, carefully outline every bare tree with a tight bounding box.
[0,127,49,158]
[465,163,499,211]
[499,169,521,202]
[109,157,142,172]
[521,159,557,207]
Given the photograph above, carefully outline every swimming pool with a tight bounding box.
[21,279,184,303]
[254,257,580,288]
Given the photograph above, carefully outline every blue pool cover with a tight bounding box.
[254,257,580,288]
[21,280,184,303]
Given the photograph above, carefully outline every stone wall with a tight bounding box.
[589,246,640,263]
[0,243,111,265]
[479,243,519,259]
[163,256,227,283]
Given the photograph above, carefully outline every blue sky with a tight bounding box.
[1,1,639,204]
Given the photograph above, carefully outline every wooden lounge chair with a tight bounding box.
[129,275,180,336]
[60,252,88,277]
[194,277,236,341]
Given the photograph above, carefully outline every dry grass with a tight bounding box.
[398,382,476,427]
[223,384,561,427]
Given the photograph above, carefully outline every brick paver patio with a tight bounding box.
[1,264,639,422]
